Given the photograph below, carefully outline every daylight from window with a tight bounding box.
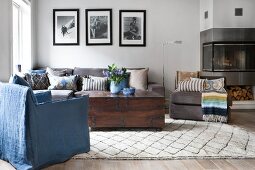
[12,0,31,73]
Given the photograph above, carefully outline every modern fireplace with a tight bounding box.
[203,42,255,72]
[200,28,255,86]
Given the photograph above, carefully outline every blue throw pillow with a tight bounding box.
[34,91,52,103]
[9,74,30,87]
[9,74,40,104]
[29,69,46,74]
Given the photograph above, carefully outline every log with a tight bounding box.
[227,86,254,101]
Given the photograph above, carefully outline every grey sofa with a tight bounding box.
[170,76,232,121]
[34,67,165,100]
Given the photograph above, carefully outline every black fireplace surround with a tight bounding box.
[200,28,255,86]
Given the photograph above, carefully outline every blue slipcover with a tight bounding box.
[0,83,90,170]
[34,91,52,103]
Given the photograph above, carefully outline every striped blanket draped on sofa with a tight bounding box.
[201,92,228,123]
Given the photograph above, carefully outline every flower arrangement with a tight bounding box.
[103,64,128,84]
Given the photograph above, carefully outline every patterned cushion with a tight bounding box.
[82,76,107,91]
[204,78,226,92]
[48,75,78,90]
[176,79,205,92]
[25,73,50,90]
[176,71,199,87]
[46,67,67,76]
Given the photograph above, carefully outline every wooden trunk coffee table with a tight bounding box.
[88,90,165,129]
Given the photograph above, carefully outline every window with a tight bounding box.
[12,0,31,73]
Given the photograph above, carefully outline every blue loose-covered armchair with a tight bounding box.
[0,83,90,170]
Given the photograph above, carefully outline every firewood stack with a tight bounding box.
[227,86,254,101]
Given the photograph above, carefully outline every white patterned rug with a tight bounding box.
[73,118,255,160]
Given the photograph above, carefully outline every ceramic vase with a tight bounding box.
[110,81,122,94]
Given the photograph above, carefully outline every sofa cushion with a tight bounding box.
[204,78,226,93]
[176,71,199,87]
[48,75,78,90]
[127,68,149,90]
[46,67,67,76]
[73,67,106,77]
[171,91,201,105]
[176,79,205,92]
[82,76,107,91]
[25,73,50,90]
[34,90,74,100]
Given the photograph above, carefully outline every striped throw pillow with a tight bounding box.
[82,76,107,91]
[176,79,205,92]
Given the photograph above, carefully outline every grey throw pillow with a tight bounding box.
[25,73,50,90]
[46,67,67,76]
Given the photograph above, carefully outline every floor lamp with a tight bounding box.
[162,40,183,97]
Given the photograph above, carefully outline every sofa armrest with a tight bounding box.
[31,96,90,162]
[148,82,165,96]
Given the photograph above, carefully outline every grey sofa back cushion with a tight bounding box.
[73,67,106,77]
[35,67,74,76]
[51,68,73,76]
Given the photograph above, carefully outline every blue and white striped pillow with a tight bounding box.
[82,76,107,91]
[176,79,205,92]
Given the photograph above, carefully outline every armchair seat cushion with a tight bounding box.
[171,91,201,105]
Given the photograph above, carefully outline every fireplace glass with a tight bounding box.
[203,43,255,71]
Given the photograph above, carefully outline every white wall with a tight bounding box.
[200,0,255,31]
[213,0,255,28]
[36,0,200,91]
[0,0,12,82]
[200,0,213,31]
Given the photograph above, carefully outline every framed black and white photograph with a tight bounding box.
[53,9,79,45]
[86,9,112,45]
[119,10,146,47]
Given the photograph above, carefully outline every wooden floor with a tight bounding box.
[1,110,255,170]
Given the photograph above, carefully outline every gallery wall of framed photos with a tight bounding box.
[53,8,146,47]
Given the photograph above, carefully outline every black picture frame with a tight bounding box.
[119,10,146,47]
[86,9,112,46]
[53,9,80,46]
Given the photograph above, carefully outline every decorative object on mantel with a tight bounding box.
[53,9,79,45]
[103,64,128,94]
[73,118,255,160]
[85,9,112,46]
[119,10,146,47]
